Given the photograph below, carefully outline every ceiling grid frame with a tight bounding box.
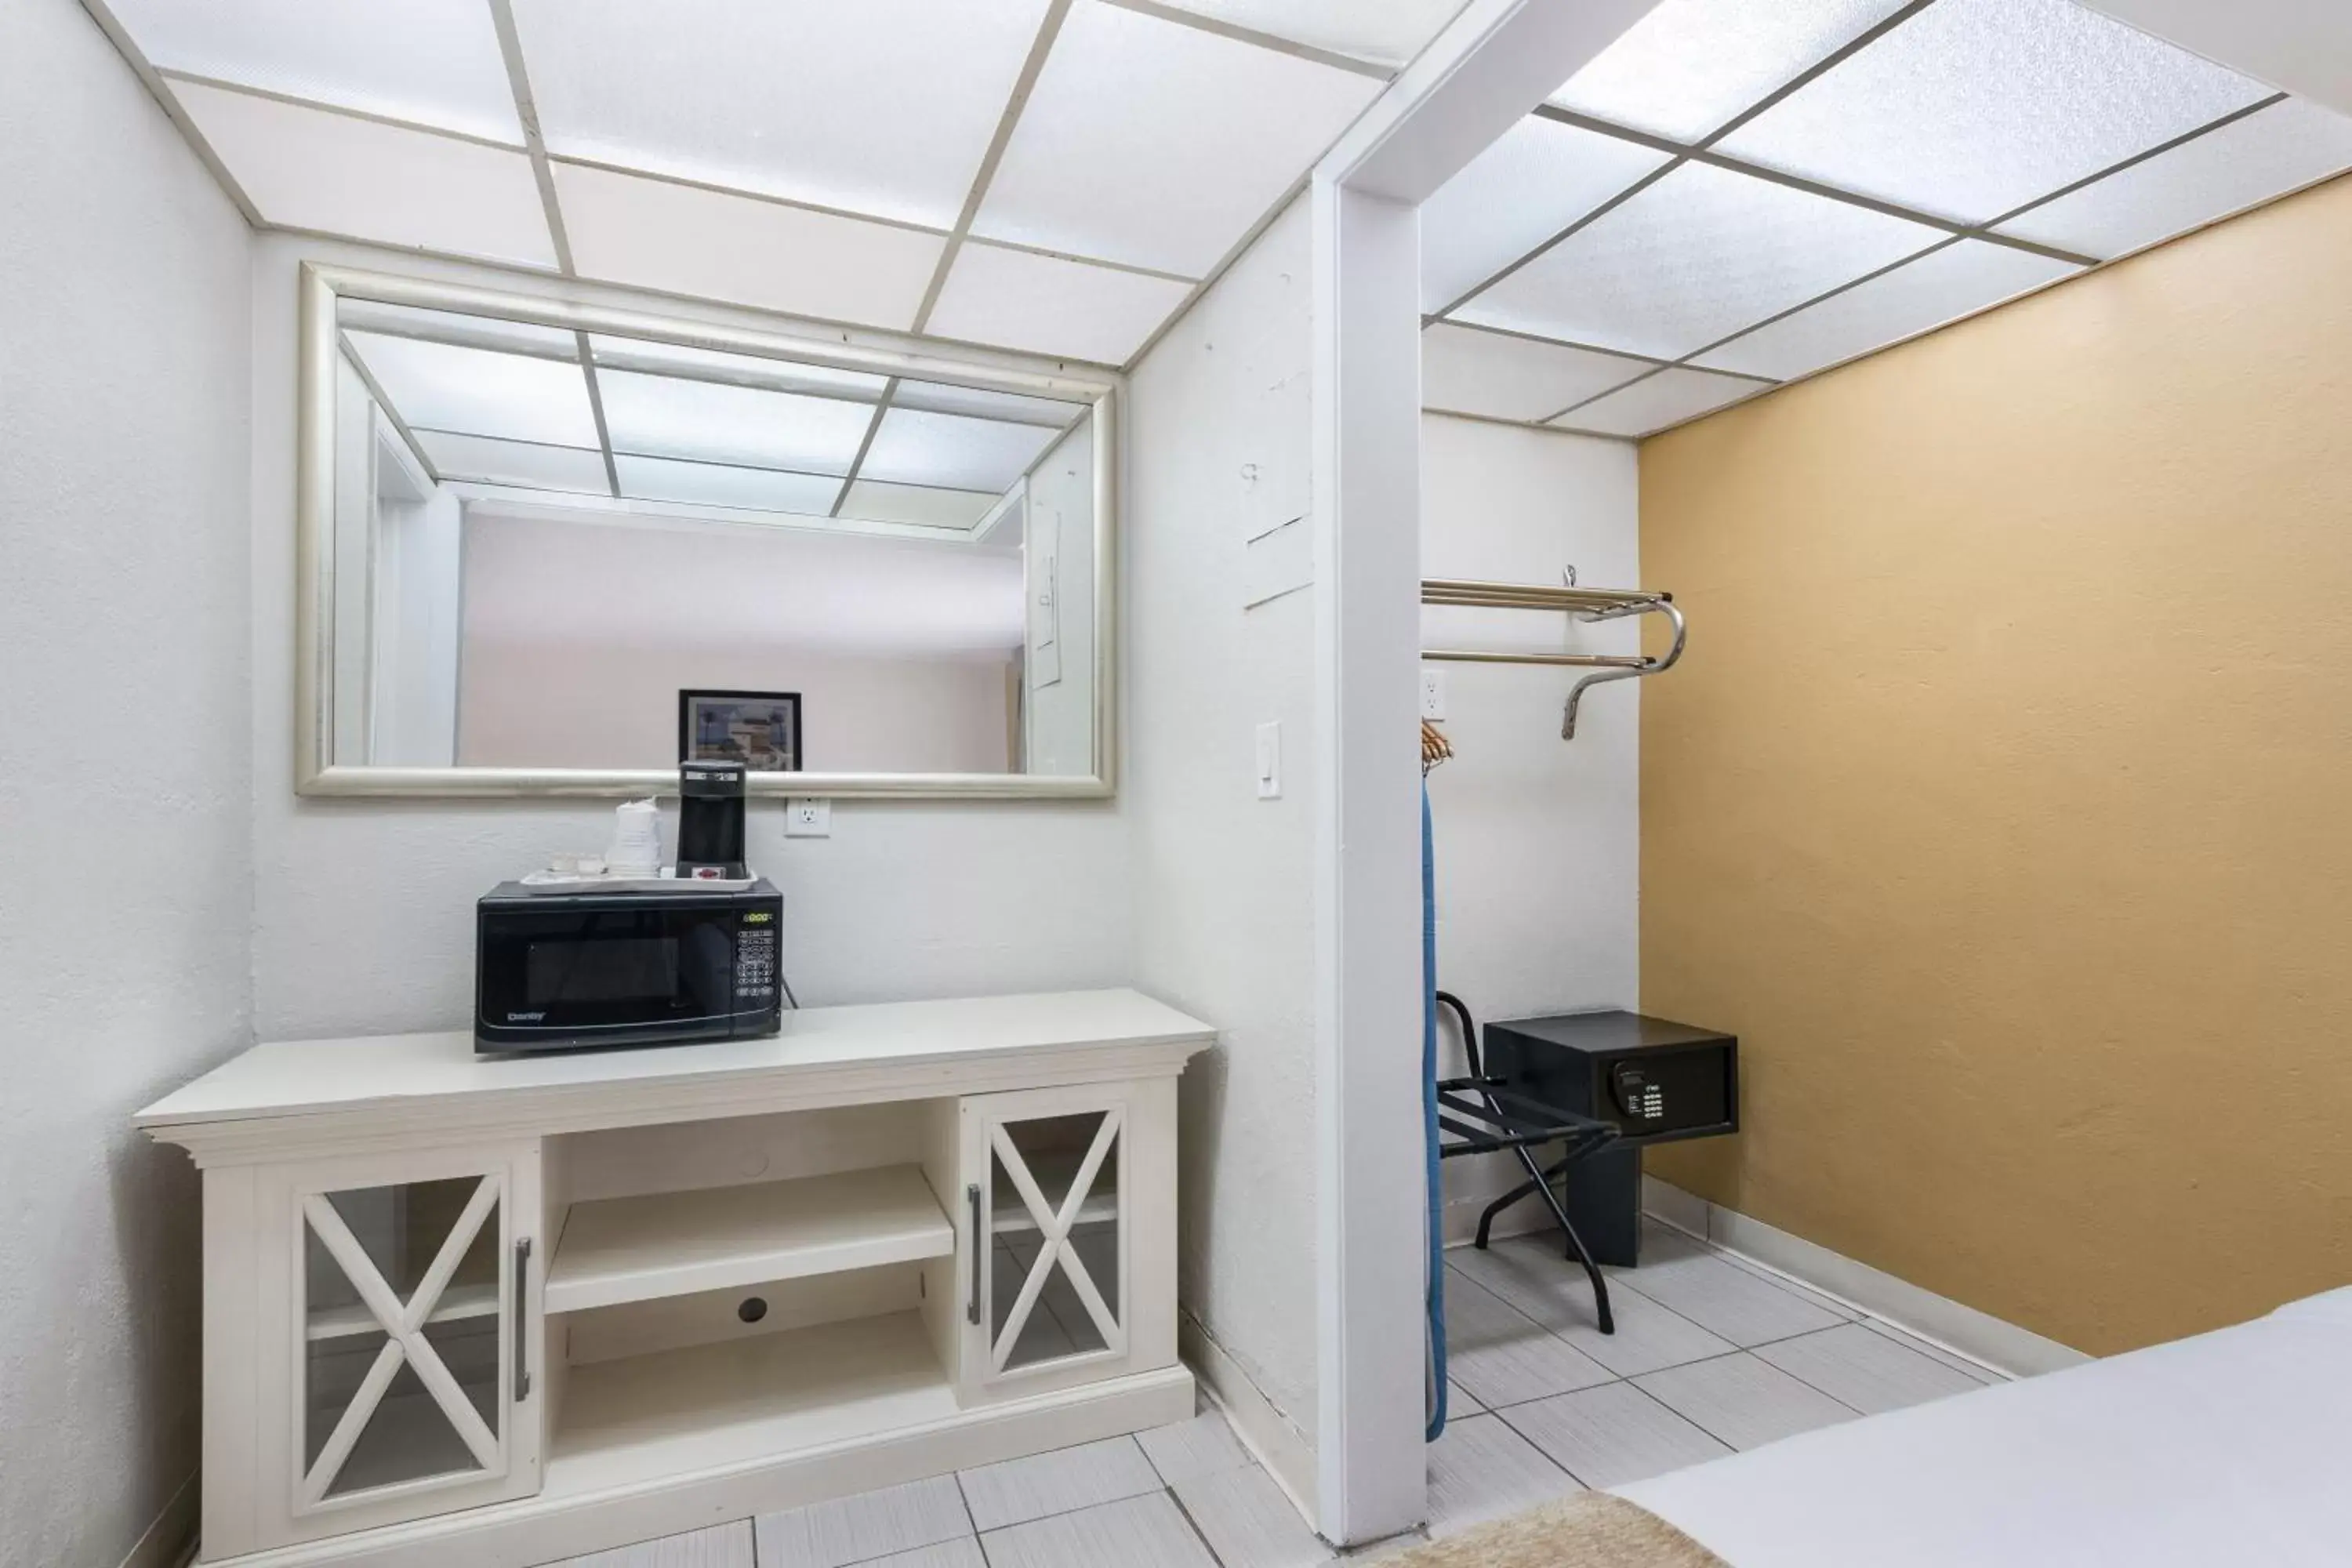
[1424,0,2349,441]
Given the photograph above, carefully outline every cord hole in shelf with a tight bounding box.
[738,1296,768,1324]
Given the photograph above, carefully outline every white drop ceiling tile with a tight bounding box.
[1554,366,1767,437]
[926,244,1191,366]
[595,369,873,474]
[1421,323,1653,423]
[554,163,942,331]
[1695,239,2078,380]
[172,82,555,267]
[344,332,599,447]
[339,300,579,356]
[614,456,842,517]
[973,1,1382,276]
[1456,161,1943,361]
[587,336,888,402]
[891,381,1088,429]
[511,0,1051,229]
[1549,0,1912,143]
[1715,0,2275,224]
[1136,0,1466,67]
[111,0,521,143]
[415,432,612,495]
[1998,99,2352,260]
[840,481,1000,531]
[861,408,1057,493]
[1421,118,1670,313]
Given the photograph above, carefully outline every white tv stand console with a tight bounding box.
[139,989,1216,1567]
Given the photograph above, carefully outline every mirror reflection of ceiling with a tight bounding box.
[95,0,1468,366]
[337,300,1082,528]
[1422,0,2352,438]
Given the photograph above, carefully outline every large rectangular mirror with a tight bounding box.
[296,265,1114,797]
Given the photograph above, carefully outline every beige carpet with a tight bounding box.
[1382,1492,1729,1568]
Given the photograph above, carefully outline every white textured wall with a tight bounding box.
[0,3,254,1563]
[1126,198,1323,1445]
[249,234,1133,1038]
[1419,414,1641,1240]
[459,637,1011,774]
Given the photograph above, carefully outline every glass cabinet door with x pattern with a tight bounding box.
[254,1142,542,1548]
[960,1084,1151,1403]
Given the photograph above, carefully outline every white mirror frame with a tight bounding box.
[295,263,1117,799]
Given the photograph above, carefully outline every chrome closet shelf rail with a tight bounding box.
[1419,577,1686,739]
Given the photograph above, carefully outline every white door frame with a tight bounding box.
[1305,0,1668,1544]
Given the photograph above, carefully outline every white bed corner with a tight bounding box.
[1617,1287,2352,1567]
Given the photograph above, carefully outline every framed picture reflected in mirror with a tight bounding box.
[680,689,803,772]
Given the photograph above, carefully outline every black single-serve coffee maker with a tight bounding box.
[676,759,749,879]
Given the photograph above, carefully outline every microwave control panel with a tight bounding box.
[735,917,779,1002]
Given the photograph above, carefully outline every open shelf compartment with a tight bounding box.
[546,1163,953,1316]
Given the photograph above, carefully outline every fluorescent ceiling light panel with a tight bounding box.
[973,1,1381,275]
[172,83,555,268]
[1420,118,1670,313]
[1457,162,1942,361]
[1695,240,2078,380]
[1421,324,1654,423]
[553,163,942,332]
[860,409,1058,493]
[1715,0,2273,224]
[1998,99,2352,260]
[926,243,1192,365]
[1134,0,1467,67]
[339,301,579,357]
[840,481,1002,531]
[614,455,844,517]
[596,370,874,474]
[510,0,1051,229]
[344,332,599,448]
[1555,366,1767,437]
[415,432,612,495]
[891,380,1089,428]
[109,0,522,143]
[1549,0,1913,143]
[587,336,888,402]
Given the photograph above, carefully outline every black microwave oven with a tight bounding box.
[474,880,784,1054]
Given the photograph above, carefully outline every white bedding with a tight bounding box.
[1618,1287,2352,1567]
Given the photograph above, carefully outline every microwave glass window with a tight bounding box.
[525,936,677,1006]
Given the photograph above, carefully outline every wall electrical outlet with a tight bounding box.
[785,797,832,837]
[1420,666,1446,720]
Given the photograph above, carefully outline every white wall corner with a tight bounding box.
[116,1472,198,1568]
[1182,1313,1319,1532]
[1640,1176,2094,1380]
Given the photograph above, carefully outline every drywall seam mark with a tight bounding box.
[74,4,266,227]
[1093,0,1398,78]
[911,0,1078,336]
[828,379,900,518]
[485,0,576,275]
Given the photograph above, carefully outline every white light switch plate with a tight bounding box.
[1421,666,1446,720]
[1255,721,1282,800]
[785,797,832,837]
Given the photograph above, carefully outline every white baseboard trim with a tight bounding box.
[119,1472,198,1568]
[1180,1312,1319,1533]
[1641,1176,2092,1380]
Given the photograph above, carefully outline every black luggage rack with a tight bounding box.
[1435,991,1620,1334]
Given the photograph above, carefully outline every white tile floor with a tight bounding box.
[537,1220,2009,1566]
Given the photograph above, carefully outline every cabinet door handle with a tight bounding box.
[512,1237,532,1403]
[966,1184,983,1326]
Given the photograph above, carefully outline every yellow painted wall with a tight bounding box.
[1639,175,2352,1356]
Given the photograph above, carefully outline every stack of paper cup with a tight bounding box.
[604,798,662,877]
